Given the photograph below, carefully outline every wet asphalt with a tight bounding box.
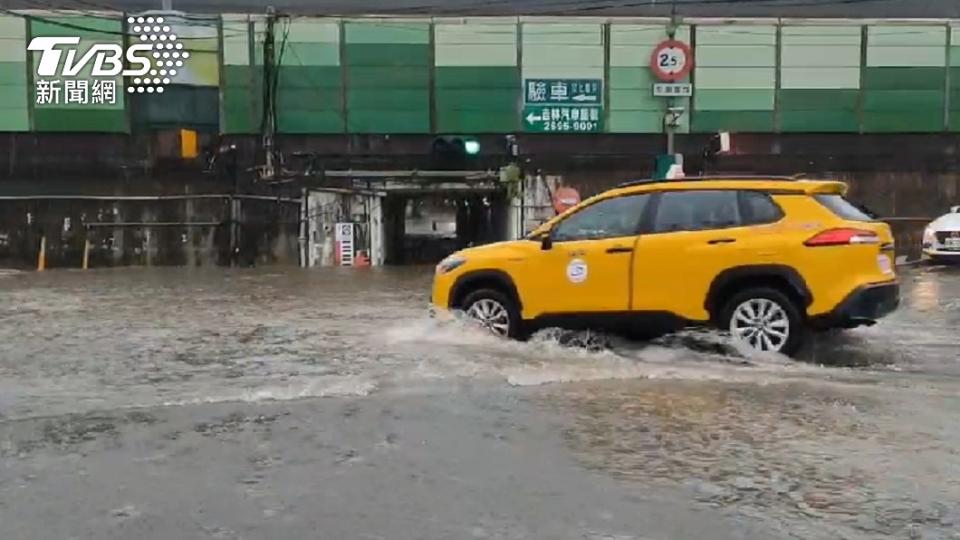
[1,265,959,540]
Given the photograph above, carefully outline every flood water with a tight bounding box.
[1,265,959,539]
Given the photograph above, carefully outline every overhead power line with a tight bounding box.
[2,0,237,37]
[1,8,248,39]
[2,0,919,17]
[554,0,903,13]
[335,0,903,15]
[3,0,948,45]
[57,0,221,20]
[19,0,223,26]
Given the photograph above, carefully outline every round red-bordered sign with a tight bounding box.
[650,39,694,82]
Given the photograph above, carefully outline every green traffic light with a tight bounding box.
[464,140,481,155]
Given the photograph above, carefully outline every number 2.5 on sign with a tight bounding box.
[649,39,694,82]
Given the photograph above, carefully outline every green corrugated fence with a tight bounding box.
[1,12,959,135]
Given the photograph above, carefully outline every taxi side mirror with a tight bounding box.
[536,229,553,251]
[541,234,553,251]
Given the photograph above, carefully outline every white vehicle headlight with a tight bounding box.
[923,227,935,244]
[436,256,466,275]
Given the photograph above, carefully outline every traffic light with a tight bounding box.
[698,131,731,176]
[707,131,731,156]
[430,135,480,169]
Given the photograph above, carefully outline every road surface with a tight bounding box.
[1,265,959,540]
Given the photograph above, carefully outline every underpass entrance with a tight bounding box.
[308,170,510,267]
[383,192,508,265]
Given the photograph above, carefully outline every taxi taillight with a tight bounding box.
[804,228,880,247]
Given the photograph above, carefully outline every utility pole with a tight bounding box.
[261,6,278,182]
[225,143,239,266]
[666,116,676,154]
[665,6,680,156]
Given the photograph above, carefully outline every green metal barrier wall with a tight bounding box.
[1,12,958,135]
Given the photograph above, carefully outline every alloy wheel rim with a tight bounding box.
[465,299,510,337]
[729,298,790,352]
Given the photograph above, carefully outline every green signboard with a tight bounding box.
[523,78,603,133]
[522,105,603,133]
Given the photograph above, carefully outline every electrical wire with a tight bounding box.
[16,0,225,28]
[260,17,291,150]
[1,5,243,39]
[1,7,124,36]
[1,9,233,39]
[1,1,950,45]
[5,0,926,18]
[343,0,905,15]
[11,0,271,41]
[4,1,949,38]
[64,0,229,30]
[282,39,337,94]
[285,5,947,39]
[553,0,905,13]
[57,0,221,21]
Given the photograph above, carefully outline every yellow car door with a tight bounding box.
[633,189,755,321]
[523,193,652,317]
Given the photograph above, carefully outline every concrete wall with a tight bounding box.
[0,195,302,269]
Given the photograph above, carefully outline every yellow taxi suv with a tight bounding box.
[431,177,900,357]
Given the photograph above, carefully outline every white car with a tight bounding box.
[922,206,960,263]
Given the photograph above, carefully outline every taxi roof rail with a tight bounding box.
[617,175,803,188]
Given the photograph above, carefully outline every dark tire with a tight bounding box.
[717,286,805,357]
[461,288,523,339]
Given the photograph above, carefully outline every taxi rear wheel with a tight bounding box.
[461,289,522,339]
[719,287,804,357]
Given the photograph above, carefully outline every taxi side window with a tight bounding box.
[739,191,784,225]
[653,190,742,233]
[552,194,651,242]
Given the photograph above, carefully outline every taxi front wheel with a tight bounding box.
[461,289,522,339]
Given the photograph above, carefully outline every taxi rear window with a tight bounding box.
[814,194,877,222]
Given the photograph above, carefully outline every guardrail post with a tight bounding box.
[82,237,91,270]
[37,236,46,272]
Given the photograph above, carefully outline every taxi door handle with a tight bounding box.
[606,246,634,254]
[707,238,737,245]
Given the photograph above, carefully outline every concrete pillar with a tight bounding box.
[521,173,559,234]
[111,205,123,267]
[184,195,196,268]
[141,205,156,267]
[368,194,385,266]
[299,188,308,268]
[507,187,523,240]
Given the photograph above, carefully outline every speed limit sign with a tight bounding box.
[650,39,694,82]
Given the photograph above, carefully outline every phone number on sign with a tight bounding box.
[542,121,599,132]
